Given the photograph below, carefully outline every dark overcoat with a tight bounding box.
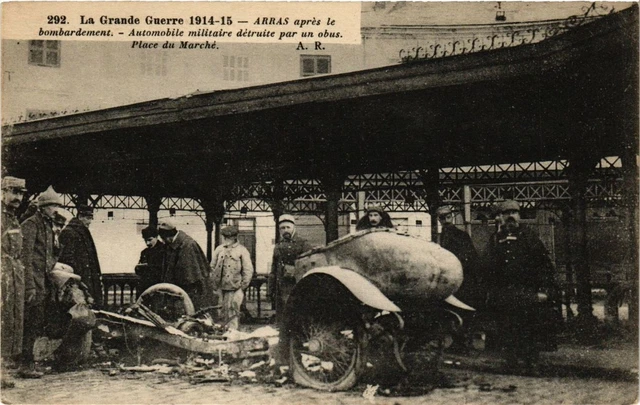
[20,210,57,303]
[439,225,483,307]
[1,203,26,357]
[58,218,103,307]
[162,231,209,308]
[486,225,561,352]
[269,234,312,321]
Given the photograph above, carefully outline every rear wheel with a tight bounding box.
[286,275,364,391]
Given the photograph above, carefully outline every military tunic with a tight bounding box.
[486,225,560,360]
[269,234,312,322]
[1,203,25,357]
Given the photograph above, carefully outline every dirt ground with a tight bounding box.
[2,362,638,405]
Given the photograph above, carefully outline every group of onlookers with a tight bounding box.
[2,174,559,387]
[2,178,100,387]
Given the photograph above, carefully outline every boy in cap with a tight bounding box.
[210,225,253,330]
[1,176,27,387]
[19,185,63,377]
[136,226,165,297]
[486,199,561,374]
[355,205,394,231]
[58,204,103,308]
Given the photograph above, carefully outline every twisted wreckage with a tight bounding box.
[90,229,471,391]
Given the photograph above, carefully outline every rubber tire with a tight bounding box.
[286,275,364,391]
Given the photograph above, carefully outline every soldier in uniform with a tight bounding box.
[269,214,312,324]
[1,176,27,388]
[486,200,561,374]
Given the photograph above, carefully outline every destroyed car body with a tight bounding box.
[282,228,473,391]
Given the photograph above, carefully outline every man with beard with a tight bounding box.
[158,220,210,310]
[58,204,103,308]
[269,214,312,324]
[435,206,482,352]
[19,186,62,378]
[1,176,28,388]
[136,226,165,297]
[486,200,561,374]
[355,206,394,231]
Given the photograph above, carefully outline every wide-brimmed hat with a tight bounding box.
[37,186,63,207]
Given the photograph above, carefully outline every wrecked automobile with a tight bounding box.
[282,227,473,391]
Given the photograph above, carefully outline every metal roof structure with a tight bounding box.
[3,6,637,202]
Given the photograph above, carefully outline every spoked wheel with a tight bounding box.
[285,275,364,391]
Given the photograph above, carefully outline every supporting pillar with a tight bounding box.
[201,197,226,262]
[321,174,343,244]
[144,196,162,229]
[421,166,441,242]
[267,181,285,244]
[621,151,639,333]
[463,185,472,236]
[566,156,598,325]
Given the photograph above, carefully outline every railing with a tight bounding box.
[102,273,139,310]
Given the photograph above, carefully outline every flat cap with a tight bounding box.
[278,214,295,225]
[1,176,26,191]
[435,206,452,216]
[141,226,158,239]
[76,204,94,216]
[220,225,239,237]
[37,186,63,207]
[52,211,68,227]
[366,205,385,214]
[500,199,520,213]
[158,220,177,231]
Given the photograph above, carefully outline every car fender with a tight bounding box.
[303,266,401,312]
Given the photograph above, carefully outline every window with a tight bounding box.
[300,55,331,77]
[28,40,60,67]
[140,52,168,76]
[223,56,249,82]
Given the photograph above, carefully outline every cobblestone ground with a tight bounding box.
[2,366,637,405]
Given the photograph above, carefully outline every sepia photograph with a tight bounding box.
[1,1,638,404]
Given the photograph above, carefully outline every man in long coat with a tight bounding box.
[269,214,313,324]
[20,186,62,377]
[58,204,103,308]
[136,226,165,297]
[1,176,28,387]
[486,200,561,374]
[158,221,210,310]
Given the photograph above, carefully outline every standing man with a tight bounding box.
[435,206,482,353]
[211,226,253,330]
[58,204,103,308]
[436,206,482,307]
[486,200,560,374]
[136,226,165,297]
[269,214,312,323]
[158,220,210,309]
[1,176,27,388]
[355,206,394,231]
[19,186,62,378]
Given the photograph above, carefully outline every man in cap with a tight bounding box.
[135,226,165,297]
[58,204,103,308]
[269,214,313,323]
[1,176,27,387]
[355,205,394,231]
[19,185,62,377]
[486,199,561,374]
[435,205,482,353]
[210,226,253,330]
[158,220,210,309]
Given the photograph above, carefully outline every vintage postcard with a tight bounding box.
[1,1,638,404]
